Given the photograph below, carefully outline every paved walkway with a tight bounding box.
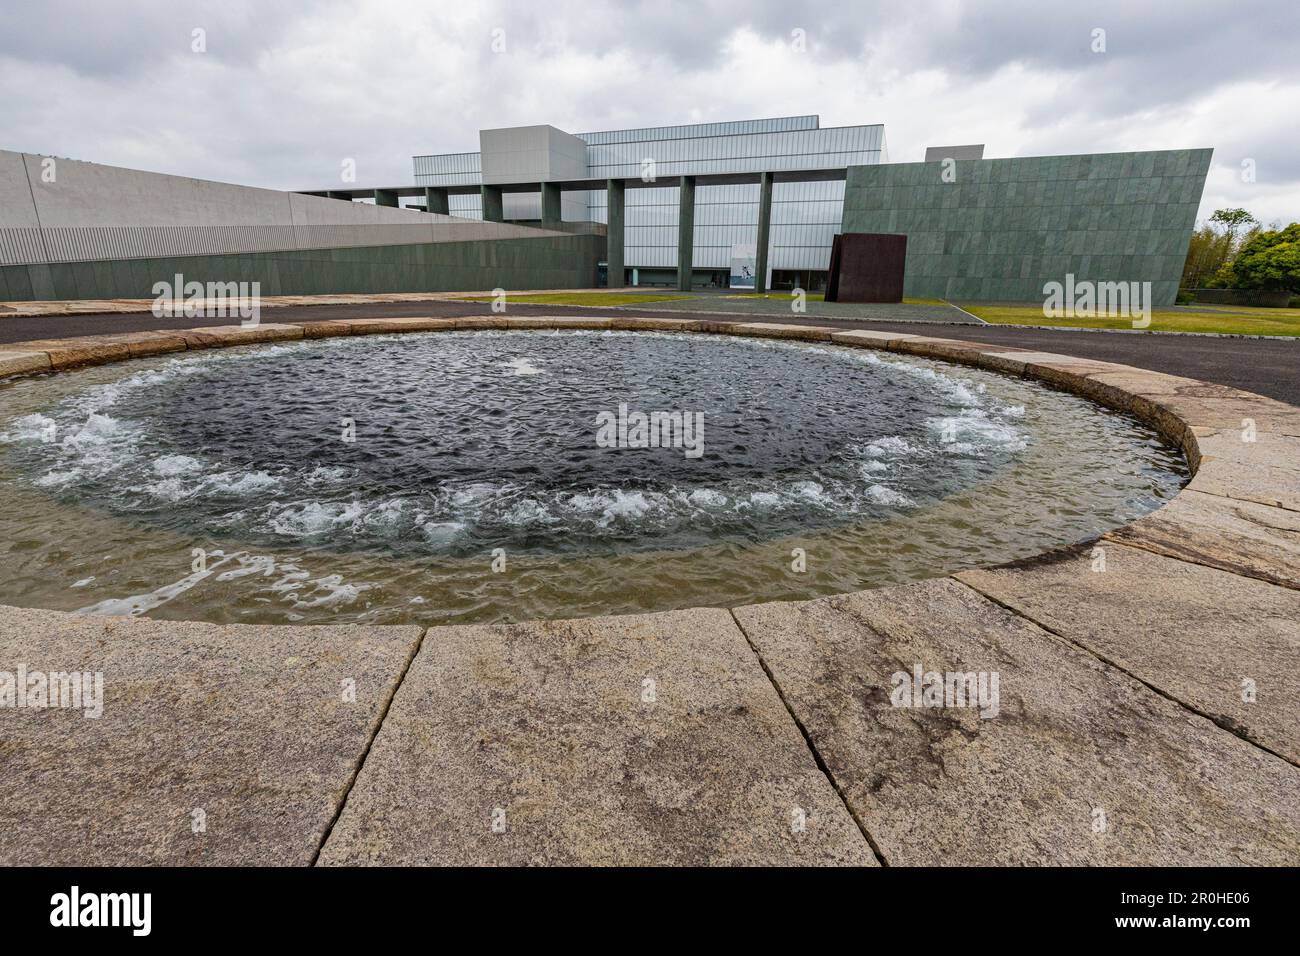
[1,317,1297,865]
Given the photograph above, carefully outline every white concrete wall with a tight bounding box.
[545,125,590,179]
[0,151,46,264]
[0,149,569,266]
[479,125,589,184]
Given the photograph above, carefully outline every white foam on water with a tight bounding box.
[861,436,917,459]
[306,465,353,484]
[143,477,195,502]
[926,412,1028,453]
[449,482,502,506]
[360,497,412,534]
[0,413,57,443]
[501,357,543,376]
[215,470,283,496]
[135,466,284,503]
[75,549,370,616]
[791,480,828,502]
[75,550,241,616]
[214,554,277,580]
[578,489,655,526]
[687,488,727,507]
[276,574,369,609]
[34,468,82,489]
[501,497,557,526]
[60,413,128,451]
[421,521,465,546]
[265,500,368,537]
[865,484,914,506]
[153,454,205,477]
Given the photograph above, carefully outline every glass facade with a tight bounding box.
[577,115,818,146]
[412,116,886,278]
[411,151,481,186]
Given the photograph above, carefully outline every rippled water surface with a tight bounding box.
[0,330,1187,624]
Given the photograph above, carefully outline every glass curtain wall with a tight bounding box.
[412,117,885,278]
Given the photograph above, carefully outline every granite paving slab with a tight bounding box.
[957,543,1300,763]
[733,578,1300,865]
[0,606,423,865]
[318,609,876,866]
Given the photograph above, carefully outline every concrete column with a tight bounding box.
[540,182,562,226]
[424,187,449,215]
[677,175,696,292]
[374,189,399,208]
[754,171,773,295]
[606,179,625,289]
[480,185,504,222]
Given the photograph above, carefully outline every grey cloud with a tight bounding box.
[0,0,1295,221]
[0,0,348,78]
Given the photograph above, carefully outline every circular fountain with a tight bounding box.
[0,329,1187,624]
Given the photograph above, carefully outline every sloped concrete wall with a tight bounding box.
[0,151,45,265]
[0,150,571,268]
[0,233,604,301]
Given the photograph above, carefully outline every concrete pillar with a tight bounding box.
[677,175,696,292]
[480,185,504,222]
[754,171,773,295]
[374,189,399,208]
[606,179,625,289]
[540,182,562,226]
[424,187,449,215]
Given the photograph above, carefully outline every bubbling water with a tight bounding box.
[0,330,1187,624]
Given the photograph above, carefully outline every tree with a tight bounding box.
[1214,223,1300,292]
[1181,224,1237,288]
[1209,207,1258,242]
[1181,208,1260,290]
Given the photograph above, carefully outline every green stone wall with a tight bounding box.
[840,149,1212,305]
[0,233,604,302]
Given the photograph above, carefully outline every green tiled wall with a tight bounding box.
[840,149,1212,305]
[0,233,604,302]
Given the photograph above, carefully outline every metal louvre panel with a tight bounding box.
[577,115,819,145]
[585,126,883,177]
[412,151,483,186]
[38,225,300,262]
[0,227,47,265]
[16,219,564,264]
[770,244,834,270]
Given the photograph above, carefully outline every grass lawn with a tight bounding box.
[719,294,946,305]
[455,291,692,306]
[964,303,1300,337]
[723,292,826,301]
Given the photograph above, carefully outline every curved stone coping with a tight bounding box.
[1,316,1298,866]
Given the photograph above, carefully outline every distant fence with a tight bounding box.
[1185,288,1293,308]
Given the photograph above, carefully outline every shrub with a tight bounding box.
[1219,223,1300,292]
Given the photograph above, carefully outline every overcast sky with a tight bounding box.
[2,0,1296,225]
